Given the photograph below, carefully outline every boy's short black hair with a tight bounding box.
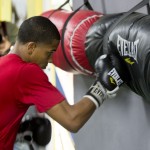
[17,16,60,44]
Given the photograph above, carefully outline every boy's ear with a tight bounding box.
[27,42,36,55]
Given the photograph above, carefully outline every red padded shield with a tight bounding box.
[42,9,103,75]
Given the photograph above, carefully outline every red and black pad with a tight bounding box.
[42,9,103,75]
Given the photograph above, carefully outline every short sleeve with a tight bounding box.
[16,63,65,112]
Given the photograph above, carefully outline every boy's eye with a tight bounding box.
[47,52,52,57]
[47,51,55,57]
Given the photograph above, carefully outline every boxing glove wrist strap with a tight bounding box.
[84,81,107,108]
[83,95,100,108]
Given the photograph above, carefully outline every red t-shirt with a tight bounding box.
[0,54,65,149]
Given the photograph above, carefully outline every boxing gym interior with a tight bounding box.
[1,0,150,150]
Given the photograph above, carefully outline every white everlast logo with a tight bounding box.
[91,82,104,97]
[117,35,139,63]
[108,68,123,86]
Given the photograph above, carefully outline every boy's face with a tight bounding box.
[28,39,59,69]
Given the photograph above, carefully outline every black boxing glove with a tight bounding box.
[94,54,125,95]
[31,117,52,146]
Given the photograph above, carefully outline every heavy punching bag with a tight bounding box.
[42,9,103,75]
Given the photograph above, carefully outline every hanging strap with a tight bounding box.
[103,0,150,53]
[146,2,150,14]
[57,0,73,10]
[48,0,72,18]
[48,0,93,18]
[84,0,93,10]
